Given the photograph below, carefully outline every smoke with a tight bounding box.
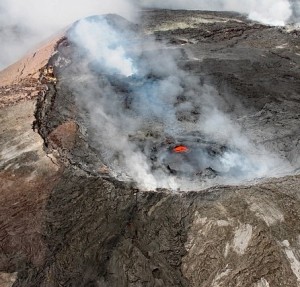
[67,15,292,191]
[136,0,295,26]
[0,1,296,189]
[289,0,300,23]
[0,0,136,70]
[1,0,299,70]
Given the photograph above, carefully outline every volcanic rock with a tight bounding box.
[1,10,300,287]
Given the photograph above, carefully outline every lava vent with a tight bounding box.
[35,14,298,191]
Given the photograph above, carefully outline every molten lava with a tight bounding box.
[173,145,189,153]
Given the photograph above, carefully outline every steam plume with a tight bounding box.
[1,0,299,70]
[136,0,294,26]
[0,0,136,70]
[67,16,292,191]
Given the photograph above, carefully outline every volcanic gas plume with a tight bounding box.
[55,15,294,191]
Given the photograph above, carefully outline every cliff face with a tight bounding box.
[0,35,63,286]
[1,10,300,287]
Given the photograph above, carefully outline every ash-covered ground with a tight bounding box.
[1,9,300,287]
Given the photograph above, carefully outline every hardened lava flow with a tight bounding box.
[1,10,300,287]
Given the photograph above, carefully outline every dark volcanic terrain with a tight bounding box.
[1,10,300,287]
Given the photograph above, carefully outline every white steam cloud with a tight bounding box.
[137,0,294,26]
[73,20,136,76]
[0,0,296,189]
[0,0,136,70]
[290,0,300,23]
[0,0,299,70]
[67,16,292,191]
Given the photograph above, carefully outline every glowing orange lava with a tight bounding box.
[173,145,189,153]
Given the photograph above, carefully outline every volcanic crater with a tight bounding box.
[1,9,300,287]
[34,13,300,191]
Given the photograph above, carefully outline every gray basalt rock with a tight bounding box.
[1,10,300,287]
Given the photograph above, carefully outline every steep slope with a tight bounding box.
[0,35,63,286]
